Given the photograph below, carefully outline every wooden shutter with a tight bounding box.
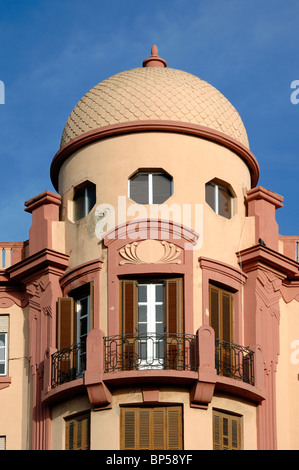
[89,281,94,330]
[165,279,183,369]
[57,297,75,350]
[167,407,182,450]
[166,278,183,334]
[121,406,182,450]
[209,285,233,342]
[213,410,241,450]
[120,280,138,369]
[121,280,138,335]
[65,413,90,450]
[210,286,220,338]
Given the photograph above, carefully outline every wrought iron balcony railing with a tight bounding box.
[51,341,86,388]
[215,338,255,386]
[50,334,255,389]
[104,332,197,373]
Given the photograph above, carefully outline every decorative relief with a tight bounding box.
[256,269,282,322]
[119,240,181,265]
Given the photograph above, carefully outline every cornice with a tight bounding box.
[7,248,69,283]
[237,245,299,278]
[50,120,260,190]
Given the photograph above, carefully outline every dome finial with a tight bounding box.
[143,45,167,68]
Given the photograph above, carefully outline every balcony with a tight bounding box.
[46,328,264,409]
[104,333,197,373]
[51,341,86,388]
[215,339,255,386]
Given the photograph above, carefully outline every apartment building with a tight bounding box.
[1,46,299,450]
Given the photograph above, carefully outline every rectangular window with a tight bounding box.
[73,182,96,221]
[0,316,8,376]
[213,410,242,450]
[120,406,183,450]
[0,436,6,450]
[209,284,234,343]
[57,283,93,377]
[120,279,183,370]
[65,413,90,450]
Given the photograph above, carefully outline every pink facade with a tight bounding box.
[1,47,299,450]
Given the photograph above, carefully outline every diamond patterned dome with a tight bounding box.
[60,65,249,149]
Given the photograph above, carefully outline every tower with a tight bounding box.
[1,46,299,450]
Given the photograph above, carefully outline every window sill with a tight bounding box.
[0,376,11,390]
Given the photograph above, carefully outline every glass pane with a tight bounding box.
[139,341,147,359]
[130,173,149,204]
[156,322,164,335]
[156,304,164,323]
[152,174,172,204]
[80,317,88,337]
[0,334,5,347]
[138,323,147,336]
[138,305,147,323]
[218,186,232,219]
[86,184,96,212]
[77,297,88,317]
[205,182,215,211]
[74,187,86,221]
[138,285,147,303]
[0,364,4,375]
[222,293,232,342]
[155,284,164,303]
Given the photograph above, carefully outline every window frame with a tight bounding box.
[73,180,96,222]
[205,180,234,219]
[57,283,94,377]
[120,406,183,450]
[0,436,6,450]
[120,278,183,337]
[0,332,7,377]
[65,412,90,450]
[209,284,234,343]
[213,409,242,450]
[0,315,8,377]
[128,170,173,204]
[120,278,184,370]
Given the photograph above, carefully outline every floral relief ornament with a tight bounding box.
[119,239,182,265]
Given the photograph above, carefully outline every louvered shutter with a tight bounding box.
[57,297,75,349]
[153,409,165,449]
[213,410,241,450]
[213,413,220,450]
[122,410,136,450]
[165,279,183,369]
[167,407,182,450]
[209,285,233,342]
[222,292,233,342]
[121,407,182,450]
[121,280,138,369]
[139,410,150,449]
[166,278,183,334]
[79,414,90,450]
[65,413,90,450]
[210,286,220,338]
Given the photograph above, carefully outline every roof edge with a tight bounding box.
[50,120,259,190]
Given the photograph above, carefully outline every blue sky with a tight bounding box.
[0,0,298,241]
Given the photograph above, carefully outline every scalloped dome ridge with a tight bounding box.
[60,66,249,149]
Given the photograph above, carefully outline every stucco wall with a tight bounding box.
[0,304,31,450]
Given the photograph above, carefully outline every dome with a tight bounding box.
[60,47,249,149]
